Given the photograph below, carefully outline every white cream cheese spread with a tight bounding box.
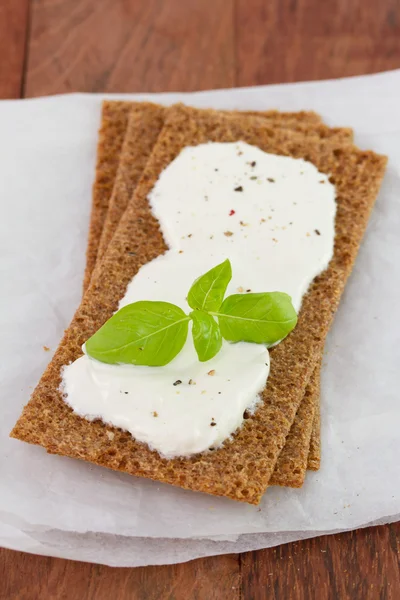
[61,141,336,459]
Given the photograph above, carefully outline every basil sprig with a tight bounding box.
[85,259,297,366]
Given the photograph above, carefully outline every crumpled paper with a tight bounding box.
[1,69,400,566]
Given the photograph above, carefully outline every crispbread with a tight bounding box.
[94,103,352,271]
[89,101,321,484]
[11,105,386,504]
[270,358,321,486]
[83,101,132,292]
[91,102,353,485]
[307,364,322,471]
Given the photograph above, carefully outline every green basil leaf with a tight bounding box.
[214,292,297,346]
[187,259,232,312]
[190,310,222,362]
[85,301,189,366]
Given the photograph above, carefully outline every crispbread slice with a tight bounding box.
[11,105,386,504]
[89,101,324,486]
[83,101,132,292]
[270,358,321,486]
[88,101,323,485]
[91,102,353,486]
[95,103,352,267]
[307,367,322,471]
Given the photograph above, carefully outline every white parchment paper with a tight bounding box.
[1,70,400,566]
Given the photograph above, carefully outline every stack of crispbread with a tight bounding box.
[11,101,387,504]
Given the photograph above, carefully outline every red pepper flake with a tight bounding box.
[234,186,243,192]
[224,231,234,237]
[229,209,236,216]
[315,229,321,235]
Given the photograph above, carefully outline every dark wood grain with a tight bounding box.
[0,549,240,600]
[1,0,400,597]
[236,0,400,85]
[0,0,30,99]
[25,0,235,96]
[241,523,400,600]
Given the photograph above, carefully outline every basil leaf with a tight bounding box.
[187,259,232,312]
[214,292,297,346]
[85,301,189,366]
[190,311,222,362]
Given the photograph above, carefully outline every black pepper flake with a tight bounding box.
[218,392,222,394]
[234,186,243,192]
[267,178,275,183]
[128,251,137,256]
[173,380,182,386]
[250,161,256,167]
[187,233,192,238]
[246,289,251,292]
[250,176,257,180]
[210,422,217,427]
[315,229,321,235]
[214,168,219,171]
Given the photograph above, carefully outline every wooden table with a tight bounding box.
[1,1,399,598]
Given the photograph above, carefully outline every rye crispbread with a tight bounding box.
[90,102,352,485]
[95,104,352,268]
[11,105,386,504]
[83,101,132,292]
[307,364,322,471]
